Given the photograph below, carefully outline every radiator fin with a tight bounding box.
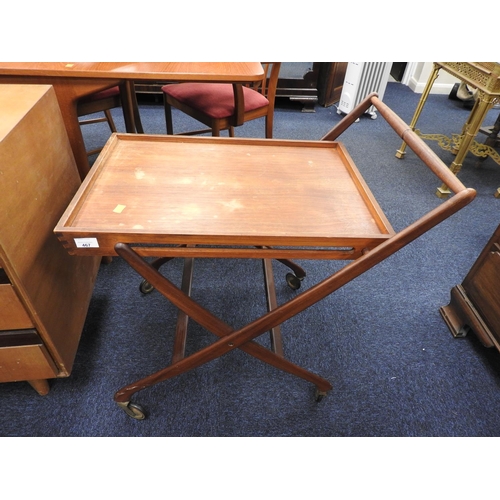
[338,62,392,119]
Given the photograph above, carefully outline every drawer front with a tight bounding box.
[0,283,34,330]
[0,329,58,382]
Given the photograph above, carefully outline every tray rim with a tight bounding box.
[55,133,395,256]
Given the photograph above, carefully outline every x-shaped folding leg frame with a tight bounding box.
[113,243,332,419]
[113,182,473,420]
[108,94,476,420]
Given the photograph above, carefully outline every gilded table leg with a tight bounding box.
[436,92,496,198]
[450,98,481,155]
[396,64,440,159]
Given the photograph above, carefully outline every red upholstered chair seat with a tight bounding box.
[80,86,120,103]
[161,63,281,138]
[162,83,270,119]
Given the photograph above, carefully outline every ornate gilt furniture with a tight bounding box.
[395,62,500,198]
[440,223,500,350]
[55,93,475,420]
[0,85,100,395]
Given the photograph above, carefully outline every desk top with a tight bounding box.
[55,134,394,257]
[0,62,264,82]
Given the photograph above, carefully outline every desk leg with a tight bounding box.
[396,64,440,159]
[52,79,122,180]
[120,81,144,134]
[55,95,91,181]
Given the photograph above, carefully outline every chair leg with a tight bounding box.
[212,123,220,137]
[164,101,174,134]
[265,114,273,139]
[130,85,144,134]
[229,126,235,137]
[104,109,117,133]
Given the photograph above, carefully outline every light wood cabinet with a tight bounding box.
[0,84,100,395]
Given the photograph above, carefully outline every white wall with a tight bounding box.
[403,62,460,94]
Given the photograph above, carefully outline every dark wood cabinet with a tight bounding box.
[440,223,500,349]
[274,62,347,111]
[317,62,348,107]
[135,63,348,112]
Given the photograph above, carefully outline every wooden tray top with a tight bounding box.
[55,134,394,257]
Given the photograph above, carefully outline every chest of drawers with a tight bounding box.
[0,84,100,394]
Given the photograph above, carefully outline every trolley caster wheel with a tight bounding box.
[286,272,303,290]
[117,401,147,420]
[139,279,154,294]
[315,389,328,402]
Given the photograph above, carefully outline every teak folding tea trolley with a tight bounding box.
[55,94,476,419]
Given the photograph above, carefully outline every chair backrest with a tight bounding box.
[231,63,281,133]
[250,63,281,102]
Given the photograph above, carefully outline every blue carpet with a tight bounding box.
[2,83,500,439]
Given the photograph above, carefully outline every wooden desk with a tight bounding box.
[0,62,264,180]
[395,62,500,198]
[55,94,476,420]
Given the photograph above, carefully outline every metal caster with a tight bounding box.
[315,389,328,402]
[286,272,303,290]
[139,279,154,294]
[117,401,147,420]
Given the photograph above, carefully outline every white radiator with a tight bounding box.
[337,62,392,119]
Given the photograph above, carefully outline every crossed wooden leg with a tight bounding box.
[111,189,474,419]
[113,243,332,419]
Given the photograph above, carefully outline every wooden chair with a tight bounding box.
[77,85,143,156]
[77,86,121,156]
[161,63,281,138]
